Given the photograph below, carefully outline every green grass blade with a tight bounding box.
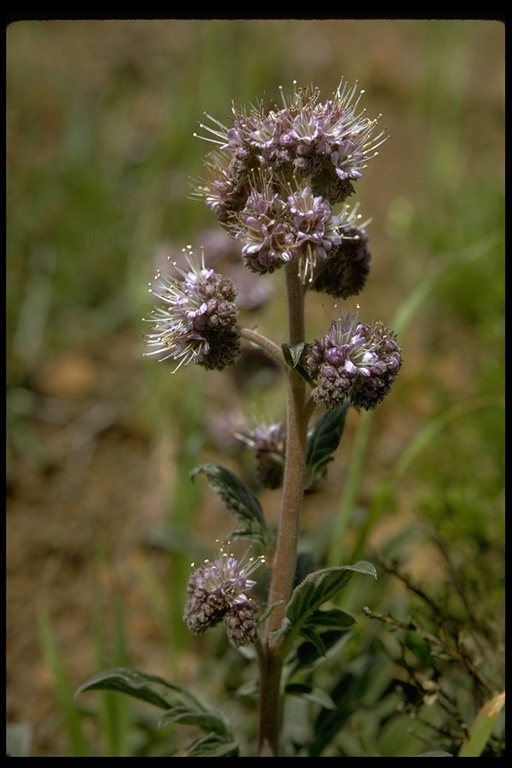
[37,605,91,756]
[458,692,505,757]
[92,556,132,756]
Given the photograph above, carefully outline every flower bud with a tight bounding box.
[183,545,265,645]
[305,313,402,411]
[144,247,241,372]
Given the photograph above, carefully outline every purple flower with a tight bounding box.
[192,80,387,221]
[183,544,265,646]
[305,312,402,410]
[229,172,368,284]
[234,179,295,275]
[144,246,241,372]
[154,231,274,312]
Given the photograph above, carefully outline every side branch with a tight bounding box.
[239,326,286,369]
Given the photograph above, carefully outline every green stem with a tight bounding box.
[257,264,309,756]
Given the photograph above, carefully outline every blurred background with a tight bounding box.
[7,19,504,757]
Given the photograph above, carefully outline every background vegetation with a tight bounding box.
[7,18,504,756]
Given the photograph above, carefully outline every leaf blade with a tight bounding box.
[270,562,376,652]
[190,463,269,543]
[75,667,205,713]
[305,403,350,490]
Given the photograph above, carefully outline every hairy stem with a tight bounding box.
[238,326,285,368]
[257,264,309,756]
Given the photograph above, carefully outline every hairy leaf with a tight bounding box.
[269,562,376,652]
[75,668,205,712]
[294,629,351,671]
[298,625,327,657]
[190,463,268,543]
[187,733,239,757]
[158,706,228,737]
[305,608,356,629]
[304,403,350,490]
[282,342,315,384]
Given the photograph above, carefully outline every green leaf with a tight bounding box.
[285,682,336,710]
[298,625,327,657]
[187,733,239,757]
[282,341,307,368]
[304,403,350,490]
[304,608,356,629]
[403,630,433,667]
[269,562,376,652]
[282,342,315,384]
[190,463,268,543]
[158,705,228,737]
[415,751,454,757]
[458,692,505,757]
[294,629,351,670]
[75,668,205,713]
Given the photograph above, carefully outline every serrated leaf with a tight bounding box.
[458,692,505,757]
[190,463,268,541]
[305,403,350,489]
[269,562,376,652]
[187,732,239,757]
[286,682,337,710]
[75,667,204,712]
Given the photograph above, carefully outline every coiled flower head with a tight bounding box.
[310,224,371,299]
[183,544,265,646]
[191,81,383,286]
[192,80,386,216]
[305,311,403,410]
[144,246,241,372]
[229,171,366,283]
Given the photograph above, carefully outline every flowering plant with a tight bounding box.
[77,80,404,757]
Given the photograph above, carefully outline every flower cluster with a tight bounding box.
[232,178,367,284]
[144,247,241,372]
[235,419,286,489]
[183,545,265,647]
[155,229,274,312]
[194,81,386,209]
[192,80,385,287]
[304,312,403,411]
[142,82,404,657]
[309,224,371,299]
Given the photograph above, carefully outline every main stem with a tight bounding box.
[258,264,309,756]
